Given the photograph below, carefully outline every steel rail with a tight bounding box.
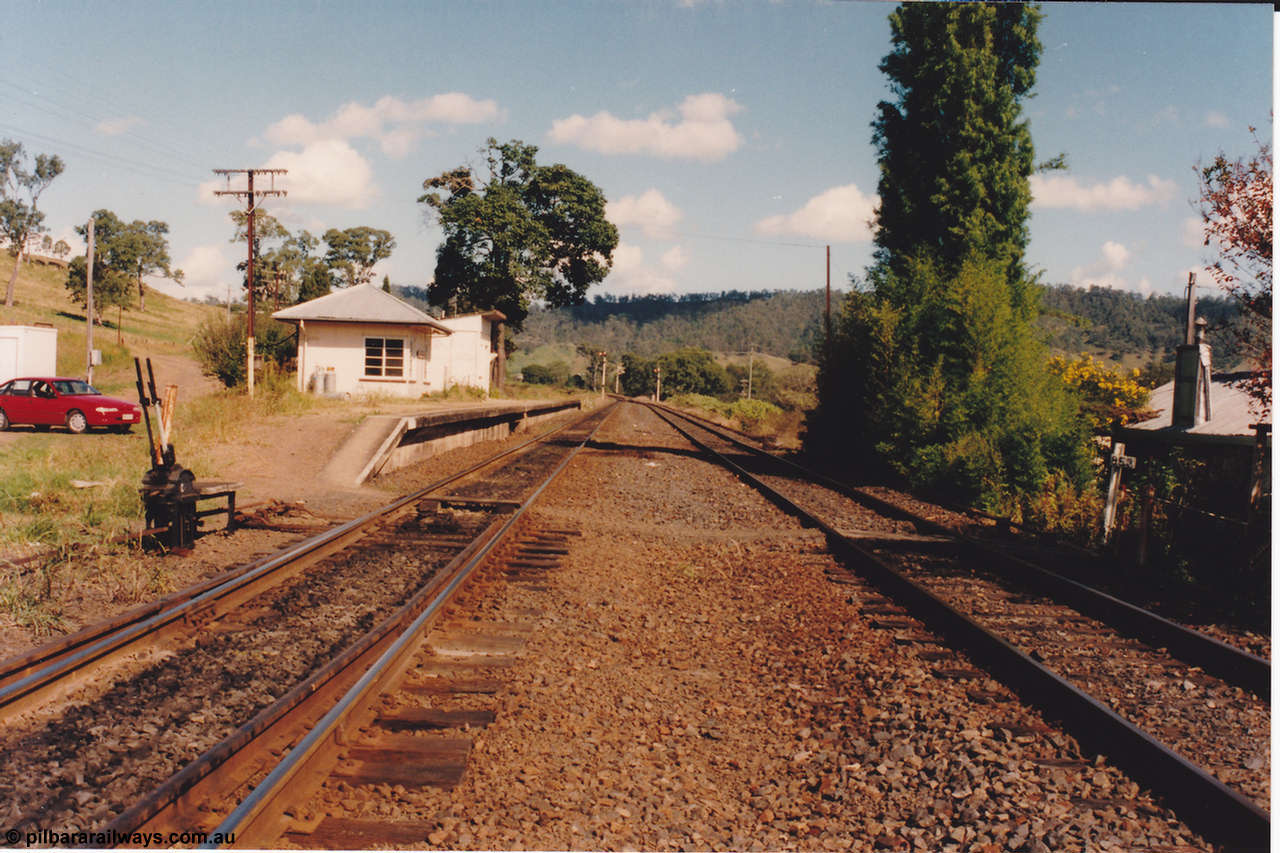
[647,402,1269,851]
[201,402,618,847]
[0,404,602,717]
[645,400,1270,699]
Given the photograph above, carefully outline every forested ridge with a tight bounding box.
[1039,284,1243,366]
[457,284,1242,367]
[511,289,829,362]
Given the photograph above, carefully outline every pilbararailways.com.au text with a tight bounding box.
[4,828,235,847]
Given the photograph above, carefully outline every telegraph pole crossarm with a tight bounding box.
[213,168,288,397]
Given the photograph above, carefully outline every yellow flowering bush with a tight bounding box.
[1048,354,1151,429]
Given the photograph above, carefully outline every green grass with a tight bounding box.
[0,431,150,552]
[0,259,220,394]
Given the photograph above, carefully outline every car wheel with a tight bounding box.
[0,409,7,431]
[66,410,88,434]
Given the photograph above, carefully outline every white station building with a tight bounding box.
[272,284,505,398]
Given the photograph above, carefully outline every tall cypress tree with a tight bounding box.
[812,3,1087,513]
[872,3,1041,286]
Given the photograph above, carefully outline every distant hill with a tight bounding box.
[392,282,1248,375]
[1038,284,1244,369]
[514,290,832,364]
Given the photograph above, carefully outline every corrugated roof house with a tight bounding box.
[272,284,505,397]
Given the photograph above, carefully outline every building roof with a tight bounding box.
[272,283,452,332]
[1127,372,1270,437]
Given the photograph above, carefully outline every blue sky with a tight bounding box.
[0,1,1272,307]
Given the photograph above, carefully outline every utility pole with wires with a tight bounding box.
[85,218,94,385]
[213,168,287,396]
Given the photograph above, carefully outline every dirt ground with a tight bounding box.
[0,355,578,661]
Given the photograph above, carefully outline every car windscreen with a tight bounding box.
[52,380,100,395]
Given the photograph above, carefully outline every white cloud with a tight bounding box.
[1204,110,1230,128]
[1069,240,1136,290]
[261,140,377,209]
[176,244,234,300]
[754,183,878,243]
[549,93,743,161]
[607,189,683,237]
[95,116,144,136]
[263,93,502,158]
[1181,216,1205,248]
[661,245,688,271]
[1100,240,1130,269]
[602,243,677,295]
[1030,173,1177,211]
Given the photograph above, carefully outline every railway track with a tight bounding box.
[645,399,1269,850]
[0,402,615,847]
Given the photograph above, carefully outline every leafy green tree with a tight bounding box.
[812,3,1087,511]
[620,353,656,397]
[1,139,64,307]
[656,348,730,397]
[229,209,290,306]
[323,226,396,287]
[73,210,182,312]
[52,239,70,260]
[64,254,132,323]
[298,263,335,302]
[420,138,618,331]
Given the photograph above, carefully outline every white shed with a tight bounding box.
[0,324,57,383]
[272,284,505,397]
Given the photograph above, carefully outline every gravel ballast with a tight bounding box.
[303,401,1210,851]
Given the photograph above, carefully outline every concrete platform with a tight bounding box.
[321,400,581,486]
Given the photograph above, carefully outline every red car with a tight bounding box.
[0,377,143,434]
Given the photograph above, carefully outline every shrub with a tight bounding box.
[521,361,570,385]
[728,398,782,431]
[812,253,1092,510]
[192,315,296,388]
[192,315,246,387]
[1047,354,1151,430]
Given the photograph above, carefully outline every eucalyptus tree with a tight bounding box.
[1,139,64,307]
[323,226,396,288]
[71,209,182,312]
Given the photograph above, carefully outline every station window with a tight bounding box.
[364,337,405,378]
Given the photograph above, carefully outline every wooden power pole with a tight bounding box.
[213,168,287,396]
[825,244,831,354]
[85,218,94,385]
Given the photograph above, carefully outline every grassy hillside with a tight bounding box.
[0,258,219,394]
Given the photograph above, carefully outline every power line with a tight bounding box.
[639,225,827,250]
[0,82,207,171]
[0,121,204,187]
[1,57,222,165]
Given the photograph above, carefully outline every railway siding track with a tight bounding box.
[646,400,1269,850]
[0,404,615,845]
[278,526,580,849]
